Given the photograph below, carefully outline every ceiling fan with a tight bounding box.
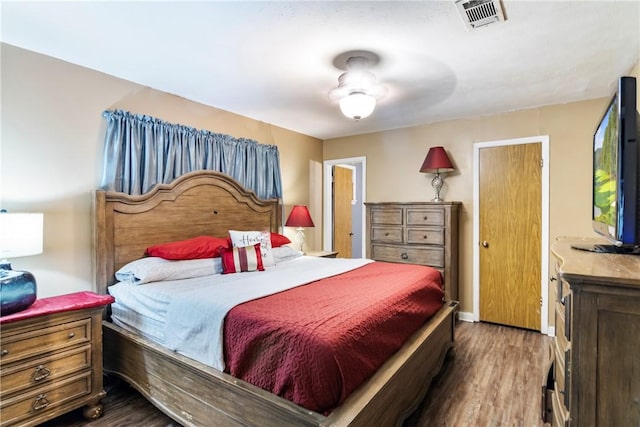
[329,52,386,121]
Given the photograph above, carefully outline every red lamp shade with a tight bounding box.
[419,146,455,173]
[285,205,315,228]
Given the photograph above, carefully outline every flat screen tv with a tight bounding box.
[574,76,640,255]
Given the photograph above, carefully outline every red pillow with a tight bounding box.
[146,236,229,260]
[270,232,291,248]
[220,243,264,274]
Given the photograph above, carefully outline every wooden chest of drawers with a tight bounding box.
[365,202,460,302]
[0,294,111,427]
[544,237,640,427]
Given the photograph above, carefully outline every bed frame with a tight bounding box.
[94,170,458,427]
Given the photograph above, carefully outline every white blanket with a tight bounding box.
[164,256,372,370]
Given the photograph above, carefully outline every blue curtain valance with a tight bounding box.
[99,110,283,199]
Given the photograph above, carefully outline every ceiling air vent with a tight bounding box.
[454,0,505,31]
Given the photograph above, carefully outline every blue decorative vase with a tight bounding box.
[0,262,37,316]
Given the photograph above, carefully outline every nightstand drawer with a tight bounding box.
[0,371,92,427]
[371,244,444,267]
[0,318,91,367]
[406,227,444,245]
[370,208,403,225]
[406,208,444,226]
[371,226,403,243]
[0,345,91,398]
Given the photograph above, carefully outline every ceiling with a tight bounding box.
[1,1,639,140]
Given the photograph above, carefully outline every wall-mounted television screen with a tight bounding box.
[574,76,640,255]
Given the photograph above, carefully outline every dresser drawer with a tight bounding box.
[371,226,403,243]
[556,276,570,302]
[406,208,444,226]
[0,371,92,427]
[0,345,91,398]
[555,303,569,350]
[0,319,91,367]
[370,208,403,225]
[406,227,444,245]
[561,293,571,341]
[371,244,444,268]
[553,341,570,411]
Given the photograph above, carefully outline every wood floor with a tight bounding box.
[40,321,551,427]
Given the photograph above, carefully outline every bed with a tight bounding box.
[94,170,458,427]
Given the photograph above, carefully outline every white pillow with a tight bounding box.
[115,257,222,284]
[228,230,275,267]
[272,245,303,263]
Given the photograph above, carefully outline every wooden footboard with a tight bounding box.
[103,301,457,427]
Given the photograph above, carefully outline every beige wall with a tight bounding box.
[0,43,322,297]
[324,60,640,323]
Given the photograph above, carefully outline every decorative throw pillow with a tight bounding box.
[115,257,222,284]
[228,230,275,267]
[146,236,229,260]
[270,232,292,248]
[220,243,264,274]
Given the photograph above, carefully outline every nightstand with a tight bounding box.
[0,291,114,427]
[306,250,339,258]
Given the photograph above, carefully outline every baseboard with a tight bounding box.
[457,311,474,322]
[455,311,557,336]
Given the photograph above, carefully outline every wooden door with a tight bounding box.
[479,143,541,330]
[333,166,353,258]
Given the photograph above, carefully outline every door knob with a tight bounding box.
[482,241,489,248]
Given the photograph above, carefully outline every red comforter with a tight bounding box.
[223,261,444,414]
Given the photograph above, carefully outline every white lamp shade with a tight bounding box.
[339,92,376,120]
[0,213,44,259]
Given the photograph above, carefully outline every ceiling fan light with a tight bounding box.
[339,92,376,121]
[338,69,377,88]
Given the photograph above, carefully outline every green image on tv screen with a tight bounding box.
[593,98,618,234]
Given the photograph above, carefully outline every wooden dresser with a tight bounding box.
[545,237,640,426]
[0,292,113,427]
[365,202,461,301]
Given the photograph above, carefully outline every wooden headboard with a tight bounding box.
[94,170,281,294]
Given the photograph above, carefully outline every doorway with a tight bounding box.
[472,136,550,333]
[323,157,366,258]
[333,165,354,258]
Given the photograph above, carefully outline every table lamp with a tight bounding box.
[419,146,455,202]
[285,205,315,253]
[0,212,44,316]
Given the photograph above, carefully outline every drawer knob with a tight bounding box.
[33,394,50,411]
[423,216,428,220]
[33,365,51,381]
[1,349,8,357]
[68,332,75,339]
[482,240,489,248]
[401,252,409,260]
[384,232,389,237]
[423,234,428,239]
